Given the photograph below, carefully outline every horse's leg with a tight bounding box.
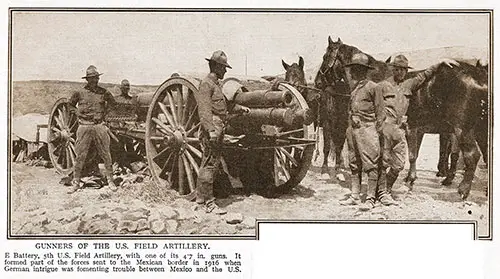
[321,119,331,174]
[457,128,481,200]
[436,133,450,177]
[405,127,424,189]
[475,119,488,166]
[442,133,459,186]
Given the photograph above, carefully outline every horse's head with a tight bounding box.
[314,36,359,92]
[283,56,306,87]
[282,56,321,103]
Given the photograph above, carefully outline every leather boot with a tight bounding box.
[386,168,399,194]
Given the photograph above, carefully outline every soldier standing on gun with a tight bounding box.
[192,50,249,214]
[376,55,459,201]
[67,65,117,194]
[339,53,385,211]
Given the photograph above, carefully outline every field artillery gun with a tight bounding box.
[47,75,316,196]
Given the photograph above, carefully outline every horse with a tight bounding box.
[404,60,489,198]
[281,56,321,124]
[315,36,488,199]
[313,36,390,176]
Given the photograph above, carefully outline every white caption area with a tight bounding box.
[2,240,253,279]
[253,223,484,279]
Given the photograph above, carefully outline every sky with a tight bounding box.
[11,11,490,85]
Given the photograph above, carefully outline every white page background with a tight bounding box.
[1,0,498,278]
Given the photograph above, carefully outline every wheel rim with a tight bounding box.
[273,83,315,189]
[145,77,202,195]
[47,98,78,175]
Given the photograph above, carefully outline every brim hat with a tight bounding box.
[205,50,232,69]
[389,55,413,69]
[82,65,103,79]
[345,53,375,69]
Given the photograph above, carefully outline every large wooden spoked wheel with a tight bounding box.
[47,98,78,175]
[145,76,202,196]
[272,83,315,192]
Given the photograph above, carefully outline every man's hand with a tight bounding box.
[240,106,250,114]
[351,117,361,129]
[440,58,460,68]
[209,130,218,144]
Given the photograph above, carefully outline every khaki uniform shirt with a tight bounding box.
[349,79,385,127]
[378,64,439,121]
[70,85,116,124]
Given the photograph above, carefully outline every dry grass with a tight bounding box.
[11,80,157,116]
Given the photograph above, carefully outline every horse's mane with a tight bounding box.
[336,43,390,82]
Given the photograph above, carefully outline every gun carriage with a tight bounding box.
[47,75,316,195]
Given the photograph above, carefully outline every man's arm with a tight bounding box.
[408,58,459,91]
[104,90,117,106]
[193,80,215,132]
[69,91,80,107]
[373,83,386,132]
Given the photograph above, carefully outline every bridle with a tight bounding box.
[316,48,351,97]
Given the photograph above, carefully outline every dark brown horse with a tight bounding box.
[281,57,321,124]
[313,36,390,175]
[404,60,489,199]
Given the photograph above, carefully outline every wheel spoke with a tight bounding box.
[67,146,75,167]
[278,147,298,167]
[184,149,200,175]
[186,122,201,136]
[178,154,185,194]
[186,143,202,159]
[185,137,200,144]
[159,152,174,187]
[182,86,190,124]
[184,104,198,128]
[181,154,195,192]
[68,142,76,157]
[174,87,184,124]
[152,117,174,134]
[157,102,177,128]
[62,105,70,126]
[153,146,172,165]
[54,113,65,130]
[57,108,66,127]
[165,90,179,127]
[275,149,291,180]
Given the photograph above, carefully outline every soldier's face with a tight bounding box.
[121,85,130,95]
[86,76,99,86]
[214,63,227,79]
[392,66,408,82]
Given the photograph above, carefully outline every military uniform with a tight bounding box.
[193,72,228,204]
[193,71,247,213]
[69,84,116,188]
[346,79,385,202]
[377,61,441,195]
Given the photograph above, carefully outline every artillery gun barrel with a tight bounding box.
[230,107,314,128]
[234,90,294,108]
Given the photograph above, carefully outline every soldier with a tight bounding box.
[67,65,117,194]
[115,79,134,104]
[192,50,250,214]
[339,53,385,211]
[376,55,459,201]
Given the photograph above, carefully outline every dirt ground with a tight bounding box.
[10,134,490,237]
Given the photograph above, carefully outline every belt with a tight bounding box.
[78,119,104,125]
[384,116,406,126]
